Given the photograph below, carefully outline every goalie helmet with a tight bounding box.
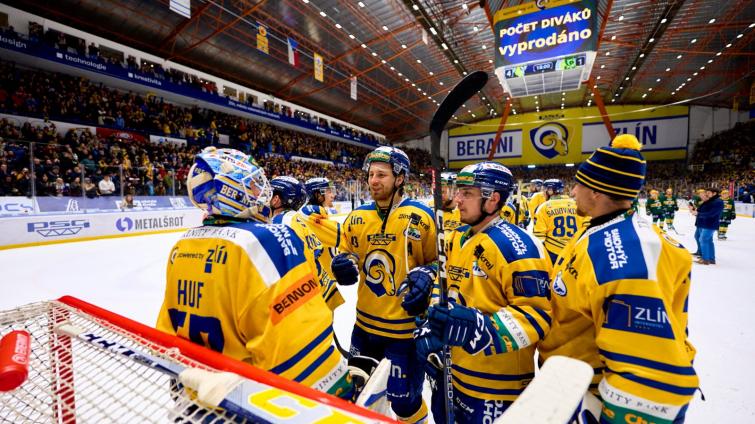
[271,176,309,211]
[187,146,272,222]
[363,146,410,176]
[456,161,514,199]
[543,178,565,194]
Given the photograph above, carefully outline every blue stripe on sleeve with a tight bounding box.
[599,349,696,376]
[357,309,415,324]
[269,327,332,374]
[606,367,697,396]
[509,305,545,340]
[293,346,335,383]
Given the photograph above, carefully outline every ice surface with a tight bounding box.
[2,210,753,422]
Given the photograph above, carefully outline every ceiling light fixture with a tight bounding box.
[320,11,327,17]
[412,4,419,11]
[358,1,365,7]
[382,25,389,31]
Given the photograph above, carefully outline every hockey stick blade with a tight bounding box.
[53,323,385,423]
[494,356,593,424]
[429,71,488,168]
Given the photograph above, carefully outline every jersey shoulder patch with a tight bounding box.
[401,198,435,219]
[355,202,377,212]
[485,221,542,262]
[586,217,648,285]
[229,222,307,284]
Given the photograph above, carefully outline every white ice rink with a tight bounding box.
[2,209,753,423]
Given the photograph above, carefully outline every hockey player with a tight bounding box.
[430,171,462,232]
[500,185,530,228]
[718,189,736,240]
[156,147,353,400]
[300,177,347,308]
[269,176,343,310]
[662,188,679,231]
[532,178,586,265]
[645,189,665,229]
[414,162,552,423]
[539,135,698,424]
[331,146,436,423]
[528,178,547,214]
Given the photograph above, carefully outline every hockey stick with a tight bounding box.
[428,70,488,424]
[53,323,377,423]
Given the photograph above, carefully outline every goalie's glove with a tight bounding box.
[398,264,436,316]
[347,354,379,398]
[427,302,500,355]
[331,253,359,286]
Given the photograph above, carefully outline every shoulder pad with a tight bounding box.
[229,221,307,279]
[586,217,649,285]
[485,221,543,262]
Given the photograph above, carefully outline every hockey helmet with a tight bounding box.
[271,176,309,211]
[187,147,272,222]
[305,177,335,198]
[363,146,410,176]
[543,178,565,194]
[456,161,514,199]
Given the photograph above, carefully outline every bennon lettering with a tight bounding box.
[271,279,319,324]
[457,136,514,157]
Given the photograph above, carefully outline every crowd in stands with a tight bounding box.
[7,22,382,144]
[0,52,752,205]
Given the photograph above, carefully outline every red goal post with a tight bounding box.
[0,295,394,423]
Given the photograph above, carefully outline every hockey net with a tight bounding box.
[0,296,392,423]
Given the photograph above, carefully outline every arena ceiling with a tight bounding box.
[14,0,755,142]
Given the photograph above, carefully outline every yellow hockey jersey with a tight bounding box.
[425,199,463,233]
[445,219,552,401]
[272,210,344,310]
[539,211,698,418]
[342,198,437,339]
[156,221,350,396]
[532,195,588,261]
[528,191,546,215]
[500,197,529,226]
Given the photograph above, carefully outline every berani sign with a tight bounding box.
[494,0,598,68]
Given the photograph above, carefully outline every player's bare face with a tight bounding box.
[571,183,592,217]
[323,188,335,207]
[368,162,396,203]
[456,187,483,224]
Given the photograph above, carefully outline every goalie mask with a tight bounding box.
[187,147,272,222]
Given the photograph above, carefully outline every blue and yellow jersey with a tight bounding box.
[425,199,463,233]
[445,219,551,401]
[532,195,588,262]
[539,211,698,417]
[273,210,344,310]
[156,221,351,396]
[500,197,529,226]
[341,198,437,339]
[299,205,345,249]
[528,191,546,216]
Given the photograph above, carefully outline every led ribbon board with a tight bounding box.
[494,0,598,97]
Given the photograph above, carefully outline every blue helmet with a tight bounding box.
[271,176,308,211]
[543,178,564,194]
[187,147,272,222]
[304,177,335,199]
[456,162,514,199]
[530,178,543,187]
[363,146,410,176]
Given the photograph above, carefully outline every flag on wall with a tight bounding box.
[170,0,190,18]
[287,38,299,67]
[257,25,269,54]
[314,53,324,82]
[350,76,357,100]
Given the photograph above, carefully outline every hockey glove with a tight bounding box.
[427,302,499,355]
[347,354,380,399]
[331,253,359,286]
[413,319,444,379]
[398,265,437,316]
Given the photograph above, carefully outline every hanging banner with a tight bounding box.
[287,37,299,67]
[350,76,357,100]
[96,127,146,143]
[448,105,690,168]
[257,25,269,54]
[314,53,324,82]
[169,0,191,19]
